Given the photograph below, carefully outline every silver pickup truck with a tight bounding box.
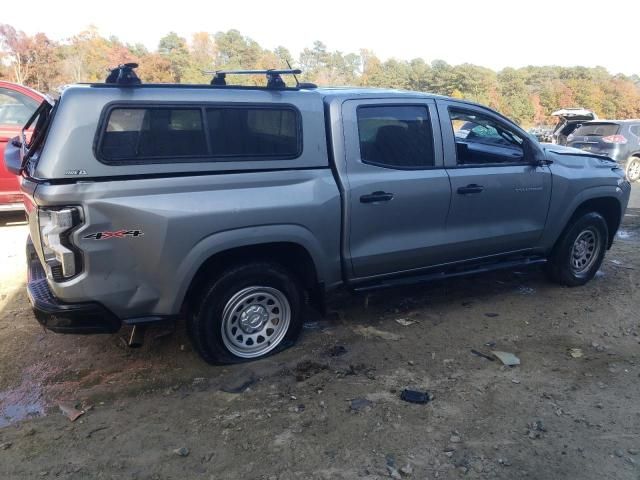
[4,67,631,364]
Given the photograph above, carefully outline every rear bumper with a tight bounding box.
[26,239,121,334]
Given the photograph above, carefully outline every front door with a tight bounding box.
[342,99,452,278]
[437,100,552,260]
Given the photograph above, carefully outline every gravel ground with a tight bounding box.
[0,208,639,479]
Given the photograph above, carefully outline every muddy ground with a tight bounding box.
[1,206,639,480]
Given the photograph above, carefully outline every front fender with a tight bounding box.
[540,185,627,251]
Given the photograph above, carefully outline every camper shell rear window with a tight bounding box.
[96,103,302,164]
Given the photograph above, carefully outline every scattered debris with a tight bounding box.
[353,325,401,341]
[349,398,373,412]
[492,351,520,366]
[86,426,109,438]
[614,449,624,458]
[517,286,535,295]
[58,401,85,422]
[400,389,432,404]
[173,447,190,457]
[610,259,634,270]
[449,434,462,443]
[220,374,258,394]
[484,313,500,318]
[0,442,12,450]
[385,455,402,479]
[343,363,376,379]
[628,449,639,455]
[400,463,414,475]
[471,349,495,361]
[511,379,521,384]
[327,345,347,357]
[526,420,547,439]
[294,361,328,382]
[568,348,584,359]
[386,465,402,479]
[395,318,417,327]
[485,340,497,348]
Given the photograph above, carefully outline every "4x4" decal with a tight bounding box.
[83,230,144,240]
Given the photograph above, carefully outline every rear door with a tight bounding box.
[342,98,452,278]
[437,100,552,260]
[0,86,41,205]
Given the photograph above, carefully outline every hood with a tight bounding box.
[541,142,618,167]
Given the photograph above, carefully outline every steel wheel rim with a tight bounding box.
[221,286,291,358]
[628,159,640,181]
[570,228,600,275]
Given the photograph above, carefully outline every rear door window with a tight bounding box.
[357,105,435,169]
[99,105,301,162]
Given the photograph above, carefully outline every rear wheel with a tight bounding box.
[546,212,608,286]
[625,156,640,182]
[188,262,303,364]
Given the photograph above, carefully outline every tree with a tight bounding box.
[497,68,535,125]
[158,32,190,82]
[0,24,36,85]
[0,23,638,128]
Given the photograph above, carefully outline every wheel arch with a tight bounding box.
[561,196,622,250]
[174,226,330,316]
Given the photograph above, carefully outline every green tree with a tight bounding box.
[158,32,190,82]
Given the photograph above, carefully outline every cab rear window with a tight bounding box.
[98,105,301,163]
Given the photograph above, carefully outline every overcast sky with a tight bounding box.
[3,0,639,76]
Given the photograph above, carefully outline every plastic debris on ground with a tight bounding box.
[491,351,521,367]
[568,348,584,358]
[400,389,432,404]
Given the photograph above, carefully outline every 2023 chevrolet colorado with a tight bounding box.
[4,68,631,364]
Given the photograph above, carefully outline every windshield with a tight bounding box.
[572,123,619,137]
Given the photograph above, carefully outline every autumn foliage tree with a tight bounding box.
[1,23,639,127]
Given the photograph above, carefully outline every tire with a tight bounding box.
[188,262,303,364]
[625,156,640,183]
[546,212,608,287]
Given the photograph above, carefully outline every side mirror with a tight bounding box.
[4,136,23,175]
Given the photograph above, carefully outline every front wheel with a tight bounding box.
[188,262,303,364]
[626,156,640,183]
[546,212,608,287]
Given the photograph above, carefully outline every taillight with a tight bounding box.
[602,135,627,144]
[37,207,83,281]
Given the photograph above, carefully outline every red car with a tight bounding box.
[0,81,45,211]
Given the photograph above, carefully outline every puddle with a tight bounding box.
[0,375,46,428]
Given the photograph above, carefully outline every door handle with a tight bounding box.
[457,184,484,194]
[360,191,394,203]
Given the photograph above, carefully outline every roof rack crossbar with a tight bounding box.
[203,69,304,88]
[203,69,302,76]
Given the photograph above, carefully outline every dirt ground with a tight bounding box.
[1,208,639,480]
